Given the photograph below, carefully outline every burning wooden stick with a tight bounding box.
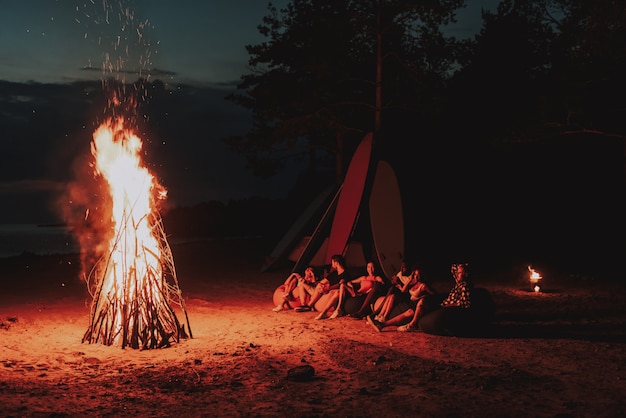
[82,211,191,349]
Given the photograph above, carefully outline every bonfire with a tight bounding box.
[80,116,191,349]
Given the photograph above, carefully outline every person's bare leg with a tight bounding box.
[371,287,393,316]
[367,308,414,332]
[272,294,289,312]
[377,294,395,321]
[307,288,324,310]
[297,284,307,306]
[353,283,384,318]
[284,277,296,295]
[273,279,294,312]
[383,309,413,327]
[298,282,315,307]
[371,297,388,320]
[397,299,425,331]
[329,285,346,319]
[326,285,346,319]
[315,290,339,320]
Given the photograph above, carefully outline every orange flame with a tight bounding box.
[92,118,164,283]
[528,265,542,292]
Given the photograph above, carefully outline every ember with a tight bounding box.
[81,117,191,349]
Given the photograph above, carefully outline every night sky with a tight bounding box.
[0,1,498,224]
[0,0,295,85]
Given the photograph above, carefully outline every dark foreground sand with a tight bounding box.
[0,238,625,417]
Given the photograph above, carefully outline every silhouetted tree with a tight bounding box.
[225,0,464,184]
[551,0,626,139]
[449,0,626,144]
[440,0,625,275]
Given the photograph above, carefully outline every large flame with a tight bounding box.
[92,116,164,311]
[82,117,190,349]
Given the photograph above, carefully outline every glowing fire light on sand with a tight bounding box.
[528,265,542,293]
[81,117,191,349]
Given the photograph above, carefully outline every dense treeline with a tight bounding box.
[219,0,625,277]
[225,0,625,174]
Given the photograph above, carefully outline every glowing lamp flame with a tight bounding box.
[528,265,542,293]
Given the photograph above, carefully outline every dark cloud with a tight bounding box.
[80,67,178,77]
[0,179,66,194]
[0,79,298,224]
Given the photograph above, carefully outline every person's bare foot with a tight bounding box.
[366,315,383,332]
[396,324,418,332]
[314,312,328,320]
[329,309,343,319]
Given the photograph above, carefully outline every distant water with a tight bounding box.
[0,224,223,259]
[0,224,79,258]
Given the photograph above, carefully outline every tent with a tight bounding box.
[261,133,405,281]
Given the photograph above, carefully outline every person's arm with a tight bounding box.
[318,278,331,292]
[350,275,365,284]
[345,281,357,297]
[400,274,417,292]
[285,273,297,286]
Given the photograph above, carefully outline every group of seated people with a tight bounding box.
[272,254,495,336]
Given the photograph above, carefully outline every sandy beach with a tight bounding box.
[1,237,625,417]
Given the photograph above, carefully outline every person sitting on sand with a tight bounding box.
[371,262,430,320]
[390,260,415,295]
[346,261,390,319]
[295,254,349,313]
[368,260,415,318]
[273,266,320,312]
[315,261,384,320]
[366,262,437,332]
[371,262,472,332]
